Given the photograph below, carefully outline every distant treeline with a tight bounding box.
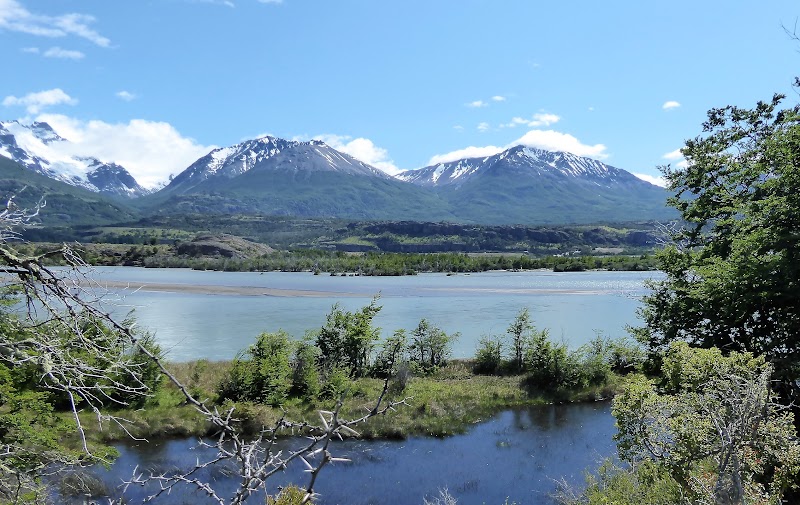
[130,248,657,275]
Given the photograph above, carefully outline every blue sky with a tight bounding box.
[1,0,798,188]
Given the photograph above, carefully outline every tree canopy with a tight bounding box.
[635,93,800,395]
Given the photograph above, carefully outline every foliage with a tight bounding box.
[371,329,408,379]
[507,308,533,371]
[218,331,293,406]
[636,93,800,397]
[558,460,683,505]
[408,319,458,374]
[290,339,321,400]
[315,297,382,378]
[613,342,800,504]
[473,335,504,375]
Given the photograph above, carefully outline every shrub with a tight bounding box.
[290,340,321,400]
[473,335,504,375]
[218,331,293,406]
[408,319,458,374]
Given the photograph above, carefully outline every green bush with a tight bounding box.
[218,331,293,406]
[290,340,321,400]
[320,367,351,400]
[316,298,382,378]
[473,335,504,375]
[408,319,458,374]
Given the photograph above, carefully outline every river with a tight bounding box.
[86,267,655,361]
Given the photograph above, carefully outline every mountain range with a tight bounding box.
[0,120,674,226]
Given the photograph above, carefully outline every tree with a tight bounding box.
[408,318,457,373]
[315,297,382,378]
[635,93,800,396]
[612,342,800,504]
[507,308,533,372]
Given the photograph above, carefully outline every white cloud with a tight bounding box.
[0,0,110,47]
[662,148,683,160]
[2,88,77,114]
[513,130,608,158]
[258,0,283,3]
[115,90,136,102]
[491,95,506,102]
[633,173,666,187]
[428,145,504,165]
[427,129,608,166]
[453,125,464,131]
[662,100,681,110]
[503,112,560,128]
[466,100,487,108]
[21,46,38,53]
[34,114,215,188]
[313,134,400,175]
[477,122,490,132]
[43,46,84,59]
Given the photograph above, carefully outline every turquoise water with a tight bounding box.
[87,267,656,361]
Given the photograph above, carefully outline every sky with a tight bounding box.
[1,0,798,188]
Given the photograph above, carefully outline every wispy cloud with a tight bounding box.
[21,46,38,53]
[662,100,681,110]
[502,112,560,128]
[0,0,111,47]
[258,0,283,3]
[466,100,487,108]
[427,129,608,165]
[2,88,77,114]
[477,122,490,132]
[43,46,84,59]
[115,90,137,102]
[491,95,506,102]
[662,148,683,160]
[185,0,236,6]
[313,134,399,175]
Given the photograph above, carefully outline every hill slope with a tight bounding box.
[0,155,138,226]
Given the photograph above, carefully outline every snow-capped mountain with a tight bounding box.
[0,120,147,198]
[164,136,390,195]
[398,145,650,189]
[396,145,671,224]
[147,135,456,221]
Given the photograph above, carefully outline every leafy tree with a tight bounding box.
[371,329,408,379]
[315,297,382,378]
[613,342,800,504]
[408,319,458,373]
[507,308,533,371]
[635,93,800,396]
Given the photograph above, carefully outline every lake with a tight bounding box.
[64,267,652,504]
[86,267,656,361]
